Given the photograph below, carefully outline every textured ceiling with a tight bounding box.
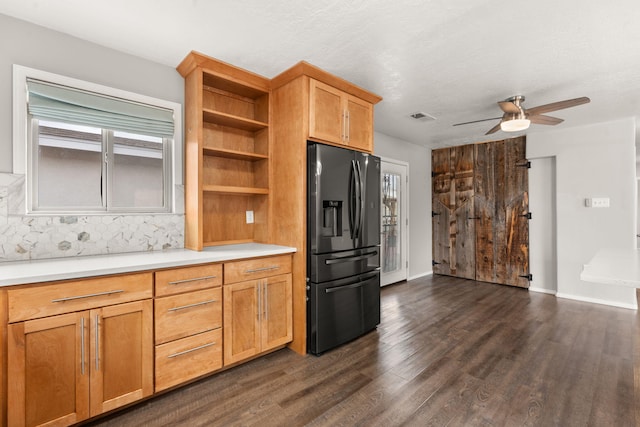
[2,0,640,148]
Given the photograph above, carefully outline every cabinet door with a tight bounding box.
[8,312,90,427]
[90,300,153,416]
[309,79,345,145]
[223,280,260,365]
[261,274,293,351]
[345,95,373,152]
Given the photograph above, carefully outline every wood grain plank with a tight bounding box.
[270,75,308,355]
[453,144,475,279]
[473,137,529,287]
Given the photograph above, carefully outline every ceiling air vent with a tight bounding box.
[409,112,436,121]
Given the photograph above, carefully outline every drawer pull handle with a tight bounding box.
[168,299,218,312]
[168,342,216,358]
[168,275,218,285]
[51,289,124,303]
[245,266,279,274]
[80,317,85,375]
[95,314,100,371]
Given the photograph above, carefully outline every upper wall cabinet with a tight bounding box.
[177,52,271,249]
[272,61,382,154]
[309,79,374,152]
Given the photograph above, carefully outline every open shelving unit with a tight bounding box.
[177,52,271,249]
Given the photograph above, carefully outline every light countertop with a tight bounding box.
[580,248,640,288]
[0,243,296,287]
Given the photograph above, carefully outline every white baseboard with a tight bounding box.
[556,292,638,310]
[408,270,433,281]
[528,286,557,295]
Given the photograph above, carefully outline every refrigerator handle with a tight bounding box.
[349,160,358,240]
[356,159,365,240]
[324,250,378,265]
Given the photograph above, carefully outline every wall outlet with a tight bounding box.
[585,197,610,208]
[246,210,254,223]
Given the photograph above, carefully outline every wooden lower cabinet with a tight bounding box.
[153,264,224,391]
[90,300,153,415]
[7,300,153,427]
[223,273,292,365]
[8,312,88,427]
[2,255,294,426]
[155,329,222,392]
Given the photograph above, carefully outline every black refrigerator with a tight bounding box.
[307,142,381,355]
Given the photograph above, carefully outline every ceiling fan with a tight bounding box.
[453,95,591,135]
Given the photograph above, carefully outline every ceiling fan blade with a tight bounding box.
[529,114,564,125]
[485,122,502,135]
[526,97,590,116]
[453,116,502,126]
[498,101,521,114]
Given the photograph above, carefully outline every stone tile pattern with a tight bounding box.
[0,173,184,262]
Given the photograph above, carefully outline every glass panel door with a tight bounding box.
[381,160,408,286]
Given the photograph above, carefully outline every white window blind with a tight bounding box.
[27,79,174,138]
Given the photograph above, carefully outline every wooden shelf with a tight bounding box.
[203,147,268,161]
[203,109,268,132]
[203,239,255,247]
[203,185,269,195]
[180,52,271,250]
[202,72,269,99]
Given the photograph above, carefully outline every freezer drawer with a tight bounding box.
[307,270,380,355]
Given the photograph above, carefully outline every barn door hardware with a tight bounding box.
[516,160,531,168]
[519,274,533,281]
[432,260,441,266]
[519,212,532,219]
[432,211,441,217]
[467,215,481,220]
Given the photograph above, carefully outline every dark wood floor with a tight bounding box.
[86,275,639,426]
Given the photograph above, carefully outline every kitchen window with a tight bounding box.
[13,65,182,214]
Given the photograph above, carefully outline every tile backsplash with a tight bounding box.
[0,173,185,262]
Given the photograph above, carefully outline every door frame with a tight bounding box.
[380,157,409,286]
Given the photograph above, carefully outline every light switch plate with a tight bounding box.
[246,210,254,223]
[585,197,610,208]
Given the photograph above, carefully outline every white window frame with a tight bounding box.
[12,64,183,215]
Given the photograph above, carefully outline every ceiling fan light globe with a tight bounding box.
[500,118,530,132]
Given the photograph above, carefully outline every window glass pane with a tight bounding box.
[111,130,164,208]
[36,120,103,209]
[382,172,401,274]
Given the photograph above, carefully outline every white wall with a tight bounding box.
[374,132,432,280]
[0,13,184,173]
[529,157,557,294]
[527,118,637,308]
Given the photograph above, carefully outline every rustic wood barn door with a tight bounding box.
[474,136,529,288]
[432,136,529,288]
[431,145,475,279]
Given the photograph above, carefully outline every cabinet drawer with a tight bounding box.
[8,272,153,323]
[224,255,292,284]
[155,288,222,345]
[155,329,223,392]
[155,264,222,297]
